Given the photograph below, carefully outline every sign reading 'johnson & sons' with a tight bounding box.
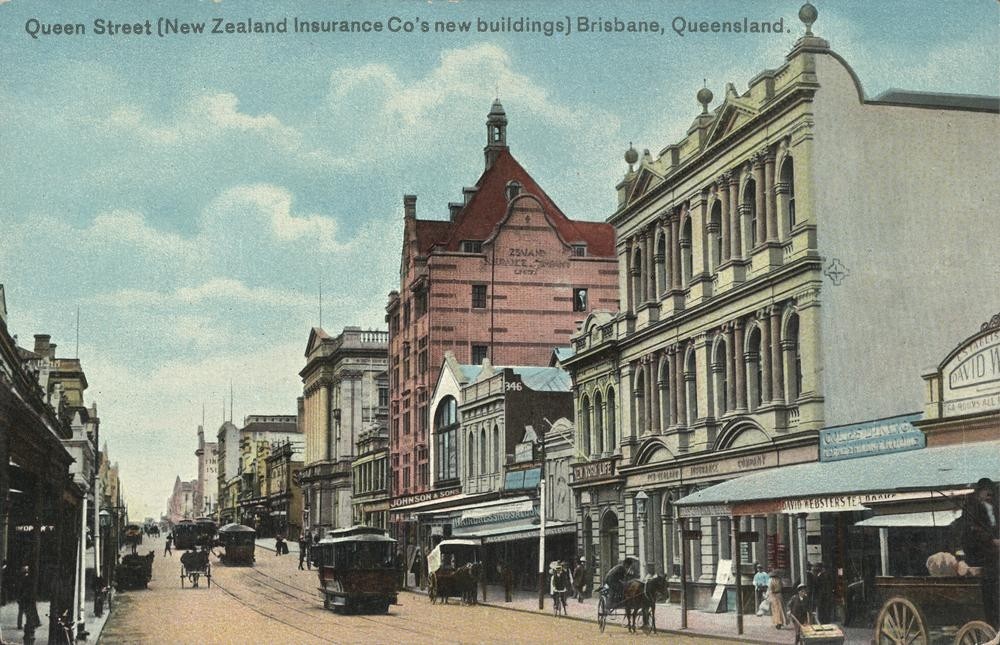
[390,487,461,509]
[572,457,617,483]
[819,413,924,462]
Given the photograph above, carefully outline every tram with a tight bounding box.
[217,523,256,565]
[313,526,399,614]
[173,517,218,550]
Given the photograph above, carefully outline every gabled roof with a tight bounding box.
[412,149,615,258]
[705,87,760,146]
[304,327,330,357]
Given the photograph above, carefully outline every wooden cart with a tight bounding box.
[873,576,995,645]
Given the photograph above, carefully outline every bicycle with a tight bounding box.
[552,590,568,617]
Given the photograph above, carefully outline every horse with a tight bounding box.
[622,574,669,634]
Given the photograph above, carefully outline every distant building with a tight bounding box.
[299,326,388,536]
[195,425,218,517]
[351,424,390,530]
[166,476,198,524]
[234,414,301,530]
[266,440,304,540]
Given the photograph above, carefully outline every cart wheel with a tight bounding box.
[954,620,996,645]
[875,596,929,645]
[180,569,185,588]
[206,572,211,588]
[428,575,437,604]
[323,594,330,610]
[597,595,608,633]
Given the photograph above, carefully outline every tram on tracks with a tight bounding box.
[173,517,218,550]
[312,525,400,614]
[217,523,256,565]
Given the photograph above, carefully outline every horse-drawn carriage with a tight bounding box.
[180,547,212,588]
[116,551,155,590]
[124,523,144,553]
[217,523,256,565]
[313,526,399,614]
[872,576,995,645]
[426,538,482,605]
[597,573,669,634]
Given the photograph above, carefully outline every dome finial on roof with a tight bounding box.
[799,2,818,36]
[697,81,713,114]
[625,141,638,170]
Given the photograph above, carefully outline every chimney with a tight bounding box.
[48,343,57,359]
[462,187,478,205]
[448,202,463,221]
[34,334,51,355]
[403,194,417,219]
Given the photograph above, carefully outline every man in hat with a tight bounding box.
[572,556,589,602]
[603,556,638,605]
[787,583,812,640]
[962,477,999,629]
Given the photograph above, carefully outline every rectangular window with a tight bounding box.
[418,403,427,435]
[471,344,488,365]
[378,385,389,408]
[462,240,483,253]
[471,284,487,309]
[415,291,427,318]
[573,287,588,312]
[403,410,411,434]
[572,244,587,257]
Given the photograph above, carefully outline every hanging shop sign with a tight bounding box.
[818,413,924,462]
[458,500,535,528]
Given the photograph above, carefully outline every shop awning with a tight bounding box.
[675,440,1000,518]
[854,509,962,528]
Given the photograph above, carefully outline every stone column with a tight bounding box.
[728,171,742,260]
[734,319,747,410]
[706,217,720,272]
[664,215,674,293]
[643,359,653,435]
[637,232,649,303]
[718,174,732,262]
[623,238,635,313]
[753,153,766,247]
[759,311,773,403]
[782,338,798,402]
[764,148,778,242]
[770,307,785,404]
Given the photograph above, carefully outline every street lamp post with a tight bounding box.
[635,491,648,580]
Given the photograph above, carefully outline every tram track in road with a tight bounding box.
[210,564,448,643]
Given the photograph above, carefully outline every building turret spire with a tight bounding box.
[484,98,508,171]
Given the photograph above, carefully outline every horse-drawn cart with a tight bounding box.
[426,538,482,605]
[116,551,154,590]
[873,576,995,645]
[180,547,212,588]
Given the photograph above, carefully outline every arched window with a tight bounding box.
[633,371,646,436]
[632,248,644,306]
[580,395,592,456]
[744,179,757,249]
[681,218,693,285]
[593,390,605,455]
[493,425,501,472]
[781,157,795,230]
[606,387,617,451]
[747,327,763,410]
[656,234,667,297]
[467,431,475,479]
[786,314,802,400]
[480,428,487,474]
[685,348,698,425]
[659,359,672,428]
[710,201,723,270]
[713,339,728,417]
[434,396,459,482]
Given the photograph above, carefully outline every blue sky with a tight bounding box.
[1,0,997,519]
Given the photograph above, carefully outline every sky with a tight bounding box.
[1,0,997,520]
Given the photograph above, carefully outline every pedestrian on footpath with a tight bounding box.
[275,534,287,555]
[498,561,514,602]
[572,557,588,602]
[298,535,310,570]
[16,565,41,645]
[768,569,787,629]
[164,533,173,556]
[753,563,769,609]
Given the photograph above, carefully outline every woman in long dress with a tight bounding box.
[768,570,787,628]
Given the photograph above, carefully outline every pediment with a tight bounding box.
[706,93,760,146]
[627,165,663,204]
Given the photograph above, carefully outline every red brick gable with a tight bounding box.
[411,149,615,258]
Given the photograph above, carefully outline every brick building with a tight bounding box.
[386,100,619,549]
